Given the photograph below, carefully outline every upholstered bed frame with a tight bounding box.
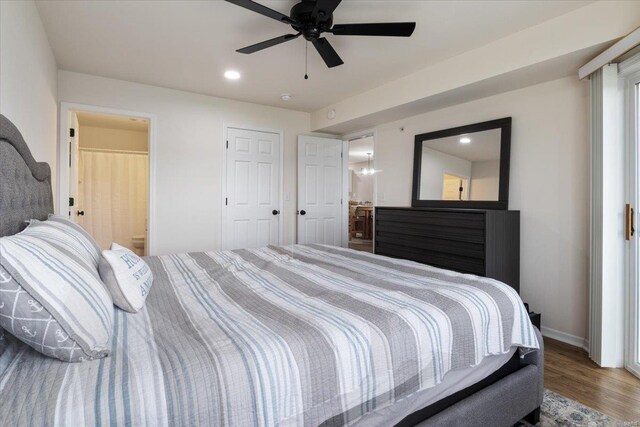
[0,114,543,426]
[0,114,54,237]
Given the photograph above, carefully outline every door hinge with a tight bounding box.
[69,197,74,207]
[69,142,72,167]
[226,140,229,149]
[69,128,75,138]
[225,197,228,206]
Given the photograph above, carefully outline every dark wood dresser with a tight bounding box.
[375,207,520,293]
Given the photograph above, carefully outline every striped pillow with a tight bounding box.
[0,233,113,362]
[22,215,102,269]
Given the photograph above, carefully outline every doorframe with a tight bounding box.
[341,129,377,249]
[442,171,471,201]
[623,65,640,378]
[58,102,158,255]
[221,123,284,250]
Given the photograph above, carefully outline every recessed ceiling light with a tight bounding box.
[281,94,292,101]
[224,70,241,80]
[459,137,471,144]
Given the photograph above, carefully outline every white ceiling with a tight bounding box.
[76,111,149,132]
[36,1,593,112]
[423,128,501,162]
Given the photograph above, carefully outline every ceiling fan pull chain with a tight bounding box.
[304,41,309,80]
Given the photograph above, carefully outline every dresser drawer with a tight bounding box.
[376,208,485,226]
[376,220,485,244]
[376,209,485,243]
[375,232,484,259]
[375,241,486,276]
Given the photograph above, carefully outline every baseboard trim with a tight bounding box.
[626,363,640,379]
[541,326,589,352]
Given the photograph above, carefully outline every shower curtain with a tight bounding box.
[78,149,148,252]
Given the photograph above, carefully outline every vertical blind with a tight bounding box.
[588,65,626,368]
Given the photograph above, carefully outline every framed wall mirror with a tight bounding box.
[411,117,511,209]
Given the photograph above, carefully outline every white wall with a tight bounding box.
[419,147,472,200]
[58,71,310,255]
[470,159,500,200]
[79,126,149,152]
[375,76,589,341]
[0,0,58,200]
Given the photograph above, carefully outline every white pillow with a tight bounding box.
[98,243,153,313]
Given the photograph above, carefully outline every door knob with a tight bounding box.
[299,210,306,216]
[272,210,280,215]
[76,210,85,216]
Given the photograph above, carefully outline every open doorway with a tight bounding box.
[442,172,470,200]
[67,110,150,255]
[347,135,375,253]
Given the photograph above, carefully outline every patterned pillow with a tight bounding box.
[0,234,113,362]
[98,243,153,313]
[26,215,102,268]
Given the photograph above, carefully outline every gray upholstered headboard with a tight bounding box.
[0,114,54,237]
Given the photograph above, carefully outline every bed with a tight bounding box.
[0,114,543,426]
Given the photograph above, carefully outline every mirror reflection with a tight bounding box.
[418,128,501,201]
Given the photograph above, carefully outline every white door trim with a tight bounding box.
[341,140,349,248]
[58,102,158,255]
[221,123,284,249]
[341,129,377,250]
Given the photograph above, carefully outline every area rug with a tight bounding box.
[519,389,639,426]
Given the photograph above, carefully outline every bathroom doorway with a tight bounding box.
[68,110,150,255]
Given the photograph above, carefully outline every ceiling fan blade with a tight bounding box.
[225,0,295,25]
[330,22,416,37]
[237,33,301,54]
[311,0,342,21]
[311,37,343,68]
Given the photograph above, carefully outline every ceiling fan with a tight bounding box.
[225,0,416,69]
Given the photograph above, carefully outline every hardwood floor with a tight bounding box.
[544,337,640,422]
[348,239,373,253]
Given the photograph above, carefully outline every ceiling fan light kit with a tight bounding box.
[225,0,416,76]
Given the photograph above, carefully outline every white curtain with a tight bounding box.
[78,149,148,252]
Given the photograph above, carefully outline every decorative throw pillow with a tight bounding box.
[20,218,100,272]
[98,243,153,313]
[0,234,113,362]
[39,214,101,268]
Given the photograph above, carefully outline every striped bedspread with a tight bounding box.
[0,244,538,426]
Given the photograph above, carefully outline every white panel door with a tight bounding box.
[297,135,343,245]
[224,128,281,250]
